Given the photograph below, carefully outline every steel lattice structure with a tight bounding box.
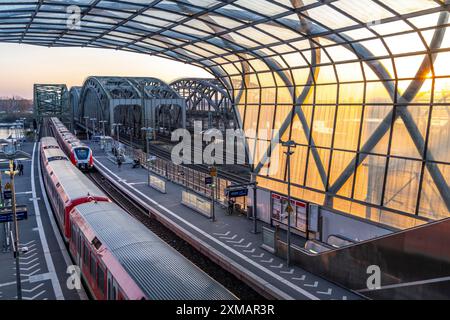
[3,0,450,229]
[170,78,236,131]
[77,76,185,140]
[34,84,70,127]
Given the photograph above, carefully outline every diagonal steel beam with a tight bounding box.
[328,10,450,210]
[254,0,328,188]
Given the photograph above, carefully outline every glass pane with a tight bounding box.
[390,105,429,159]
[306,148,330,191]
[329,150,356,198]
[354,155,386,206]
[312,105,336,148]
[384,158,422,214]
[419,163,450,220]
[334,105,363,151]
[427,105,450,163]
[360,105,392,155]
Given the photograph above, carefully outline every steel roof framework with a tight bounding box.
[2,0,449,229]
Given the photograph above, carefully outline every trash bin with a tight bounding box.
[247,205,253,219]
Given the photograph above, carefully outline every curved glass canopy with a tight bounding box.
[1,0,449,229]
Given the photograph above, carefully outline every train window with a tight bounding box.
[97,266,105,294]
[74,148,90,160]
[91,237,102,250]
[83,243,89,266]
[90,253,97,280]
[107,279,111,300]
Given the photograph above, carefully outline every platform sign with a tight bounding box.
[4,182,11,199]
[271,193,307,232]
[3,190,12,200]
[0,206,28,223]
[226,188,249,198]
[205,177,213,186]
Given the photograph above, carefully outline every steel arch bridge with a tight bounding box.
[76,76,186,141]
[170,78,236,131]
[34,84,70,130]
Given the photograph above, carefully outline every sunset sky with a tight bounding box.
[0,43,211,99]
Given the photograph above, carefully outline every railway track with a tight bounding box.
[117,133,252,184]
[87,169,264,300]
[148,142,251,184]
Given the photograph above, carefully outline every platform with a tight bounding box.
[0,142,86,300]
[88,141,361,300]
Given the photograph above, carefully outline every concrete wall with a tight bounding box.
[320,208,392,243]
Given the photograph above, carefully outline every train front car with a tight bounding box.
[69,202,237,301]
[71,144,94,171]
[49,117,94,171]
[40,138,109,241]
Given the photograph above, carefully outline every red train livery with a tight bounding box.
[40,137,109,241]
[48,117,94,170]
[40,136,235,300]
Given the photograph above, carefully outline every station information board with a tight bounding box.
[0,205,28,223]
[271,193,307,233]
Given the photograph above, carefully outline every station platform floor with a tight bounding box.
[88,141,361,300]
[0,142,86,300]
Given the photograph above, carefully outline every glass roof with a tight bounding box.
[0,0,447,84]
[4,1,449,228]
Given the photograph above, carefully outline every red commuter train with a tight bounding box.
[40,137,235,300]
[40,137,109,241]
[48,117,94,170]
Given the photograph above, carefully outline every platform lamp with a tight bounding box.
[99,120,107,138]
[19,118,26,143]
[0,149,32,300]
[90,118,97,137]
[0,139,10,205]
[141,127,154,185]
[112,123,123,146]
[84,116,90,141]
[282,140,296,268]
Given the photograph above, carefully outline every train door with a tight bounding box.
[77,232,82,266]
[106,272,118,300]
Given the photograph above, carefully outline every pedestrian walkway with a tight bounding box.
[89,142,361,300]
[0,142,86,300]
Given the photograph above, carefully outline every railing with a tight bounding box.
[134,148,247,210]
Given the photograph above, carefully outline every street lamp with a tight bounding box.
[99,120,107,137]
[20,118,26,143]
[84,116,90,141]
[112,123,122,145]
[0,149,31,300]
[282,140,296,267]
[90,118,97,138]
[0,139,9,253]
[141,127,154,185]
